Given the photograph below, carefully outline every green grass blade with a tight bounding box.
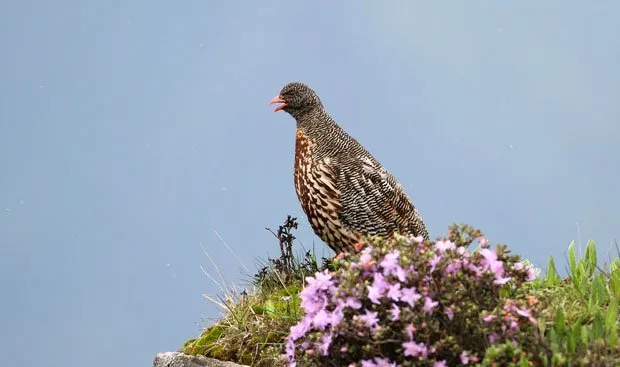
[546,257,560,286]
[585,240,597,277]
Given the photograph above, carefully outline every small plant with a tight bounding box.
[255,215,328,289]
[182,216,323,366]
[528,240,620,366]
[284,224,542,366]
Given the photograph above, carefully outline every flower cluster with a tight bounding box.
[284,228,539,366]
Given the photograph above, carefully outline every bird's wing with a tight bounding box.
[331,155,428,239]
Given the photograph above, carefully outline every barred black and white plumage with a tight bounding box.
[270,82,429,255]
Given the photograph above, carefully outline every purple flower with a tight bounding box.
[429,253,441,273]
[387,283,402,301]
[390,304,401,321]
[330,306,344,326]
[423,297,439,314]
[480,249,505,278]
[367,272,390,303]
[312,309,330,329]
[444,260,461,275]
[358,309,379,330]
[319,333,332,356]
[373,272,390,291]
[468,263,484,277]
[460,351,471,364]
[525,265,537,281]
[402,340,428,357]
[340,297,362,310]
[483,314,496,323]
[510,320,519,333]
[289,316,311,340]
[488,332,500,344]
[285,339,295,360]
[366,284,382,304]
[374,357,397,367]
[433,361,447,367]
[394,265,407,282]
[361,360,378,367]
[514,306,537,325]
[494,276,512,285]
[310,269,334,290]
[480,248,497,262]
[359,247,374,267]
[400,287,422,306]
[445,307,454,320]
[380,250,400,273]
[405,324,415,340]
[479,237,489,248]
[299,270,335,315]
[298,287,323,314]
[435,240,456,253]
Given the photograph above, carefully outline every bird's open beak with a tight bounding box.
[270,95,287,112]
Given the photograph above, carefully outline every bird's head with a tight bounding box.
[270,82,323,117]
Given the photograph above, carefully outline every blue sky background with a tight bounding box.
[1,2,618,366]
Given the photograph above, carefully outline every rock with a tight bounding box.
[153,352,250,367]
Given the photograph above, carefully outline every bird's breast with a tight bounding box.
[293,128,359,252]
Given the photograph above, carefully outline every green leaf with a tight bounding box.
[584,240,597,277]
[519,354,529,367]
[592,313,604,340]
[592,275,608,306]
[575,262,588,296]
[539,321,547,338]
[610,325,618,348]
[566,327,576,353]
[555,307,566,338]
[548,327,558,350]
[605,297,618,333]
[611,257,620,273]
[571,323,582,349]
[581,325,589,346]
[568,240,577,276]
[611,266,620,299]
[263,299,276,315]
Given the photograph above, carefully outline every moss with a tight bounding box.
[181,325,225,355]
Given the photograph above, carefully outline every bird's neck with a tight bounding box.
[294,109,359,157]
[295,108,337,135]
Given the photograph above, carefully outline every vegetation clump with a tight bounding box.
[181,216,328,366]
[182,218,619,367]
[285,225,541,366]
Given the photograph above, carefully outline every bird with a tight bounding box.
[269,82,429,256]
